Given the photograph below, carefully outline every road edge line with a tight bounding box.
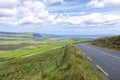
[96,65,109,77]
[87,56,92,61]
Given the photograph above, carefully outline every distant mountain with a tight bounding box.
[0,31,115,39]
[0,32,59,40]
[56,34,115,38]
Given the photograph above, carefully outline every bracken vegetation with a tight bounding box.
[92,35,120,50]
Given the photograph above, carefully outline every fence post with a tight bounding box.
[55,47,66,68]
[55,57,59,68]
[40,62,45,79]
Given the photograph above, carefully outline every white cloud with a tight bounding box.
[53,13,120,26]
[43,0,64,5]
[0,0,19,8]
[0,0,54,25]
[87,0,104,8]
[16,0,54,25]
[0,0,120,26]
[79,12,86,15]
[0,16,18,25]
[0,0,19,24]
[22,1,48,18]
[87,0,120,8]
[0,8,18,17]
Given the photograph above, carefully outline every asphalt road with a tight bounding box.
[75,43,120,80]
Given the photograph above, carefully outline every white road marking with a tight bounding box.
[87,56,93,61]
[113,56,120,59]
[83,45,120,60]
[105,53,112,56]
[96,65,109,77]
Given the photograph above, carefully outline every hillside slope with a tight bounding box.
[0,44,105,80]
[92,35,120,50]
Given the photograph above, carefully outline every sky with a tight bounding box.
[0,0,120,35]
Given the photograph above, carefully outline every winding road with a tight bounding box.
[75,43,120,80]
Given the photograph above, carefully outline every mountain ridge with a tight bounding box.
[0,31,116,38]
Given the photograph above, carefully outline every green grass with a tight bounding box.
[0,32,104,80]
[0,42,67,61]
[0,44,105,80]
[0,47,63,80]
[44,44,105,80]
[0,43,32,51]
[0,37,91,61]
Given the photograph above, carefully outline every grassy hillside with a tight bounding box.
[0,32,101,80]
[92,35,120,50]
[0,32,92,61]
[0,44,105,80]
[0,38,90,61]
[0,42,66,61]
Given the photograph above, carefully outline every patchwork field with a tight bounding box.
[0,32,92,61]
[0,38,91,61]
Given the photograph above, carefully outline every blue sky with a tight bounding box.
[0,0,120,35]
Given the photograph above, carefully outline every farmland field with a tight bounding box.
[0,33,92,61]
